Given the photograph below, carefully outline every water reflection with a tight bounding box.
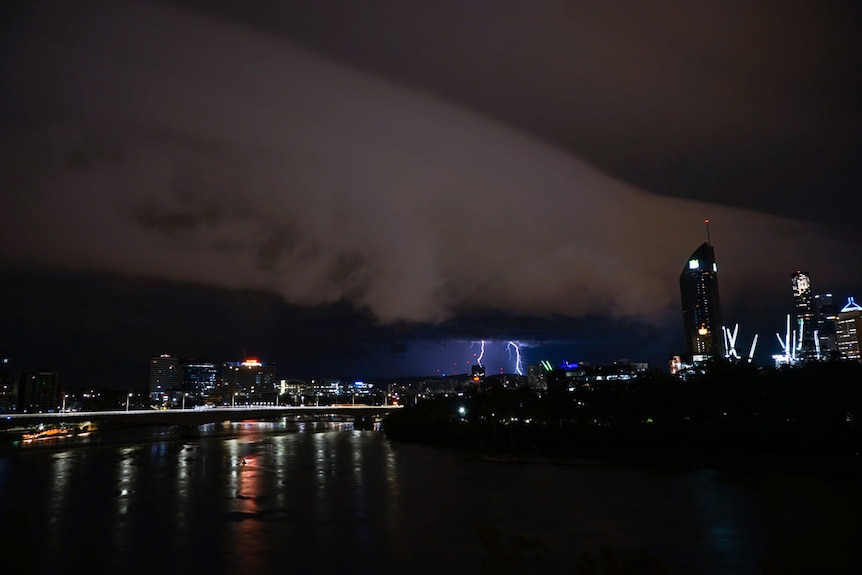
[49,453,73,530]
[688,470,764,573]
[1,424,859,574]
[230,438,267,575]
[111,447,137,557]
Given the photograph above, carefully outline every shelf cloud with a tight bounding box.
[0,0,849,328]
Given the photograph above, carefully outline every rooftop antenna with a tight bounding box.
[704,218,711,245]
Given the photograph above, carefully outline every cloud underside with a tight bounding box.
[0,0,842,326]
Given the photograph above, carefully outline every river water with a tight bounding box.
[0,421,858,574]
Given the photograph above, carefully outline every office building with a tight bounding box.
[17,369,60,413]
[149,354,180,401]
[814,293,839,359]
[182,360,218,397]
[791,271,817,361]
[223,359,277,403]
[680,242,724,359]
[836,297,862,362]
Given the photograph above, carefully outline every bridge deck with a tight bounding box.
[2,405,401,428]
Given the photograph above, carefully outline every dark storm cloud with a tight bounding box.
[171,0,862,226]
[0,0,859,338]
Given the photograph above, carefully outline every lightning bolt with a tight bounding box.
[506,341,523,376]
[477,340,485,365]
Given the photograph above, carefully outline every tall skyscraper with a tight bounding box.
[680,241,724,359]
[791,271,817,360]
[814,293,839,359]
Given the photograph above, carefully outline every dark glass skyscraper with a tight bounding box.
[182,360,218,396]
[814,293,839,359]
[17,369,60,413]
[680,242,724,359]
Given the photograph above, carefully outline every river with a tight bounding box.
[0,420,858,574]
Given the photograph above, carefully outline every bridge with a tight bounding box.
[1,405,401,429]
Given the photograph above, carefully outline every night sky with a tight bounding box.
[1,0,860,388]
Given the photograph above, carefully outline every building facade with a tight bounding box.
[680,242,724,360]
[17,369,60,413]
[814,293,839,359]
[222,359,277,403]
[836,297,862,362]
[181,361,218,398]
[149,354,181,401]
[791,271,818,361]
[527,364,548,390]
[0,353,16,411]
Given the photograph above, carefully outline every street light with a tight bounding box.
[62,394,68,412]
[232,392,237,408]
[126,393,133,411]
[182,392,188,410]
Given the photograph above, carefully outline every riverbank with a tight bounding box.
[383,409,862,479]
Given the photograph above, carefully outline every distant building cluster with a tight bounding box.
[670,223,862,376]
[764,272,860,367]
[0,351,62,414]
[147,354,380,408]
[545,360,649,393]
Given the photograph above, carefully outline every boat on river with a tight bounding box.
[481,453,519,463]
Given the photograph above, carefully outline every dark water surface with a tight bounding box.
[0,421,858,574]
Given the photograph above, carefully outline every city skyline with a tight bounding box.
[1,1,861,388]
[3,263,862,389]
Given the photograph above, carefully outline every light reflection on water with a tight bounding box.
[0,421,859,574]
[48,453,73,534]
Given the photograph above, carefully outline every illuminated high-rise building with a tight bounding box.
[814,293,839,359]
[149,354,180,400]
[470,364,485,385]
[182,360,218,397]
[223,359,277,403]
[680,241,724,359]
[791,271,817,361]
[836,297,862,362]
[527,363,548,390]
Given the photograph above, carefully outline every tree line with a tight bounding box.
[383,361,862,472]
